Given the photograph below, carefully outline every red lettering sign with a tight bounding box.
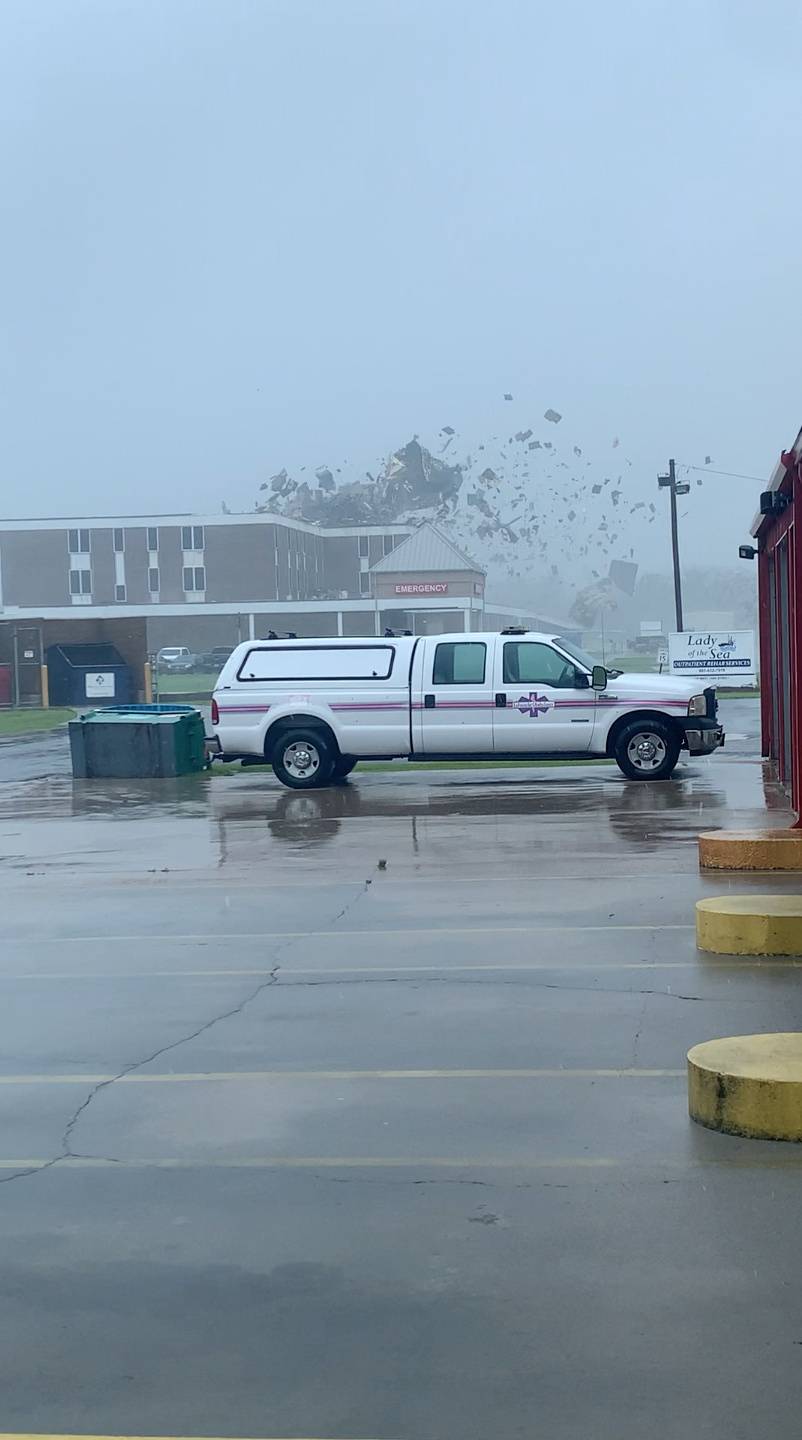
[393,582,449,595]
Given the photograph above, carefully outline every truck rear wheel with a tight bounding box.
[614,717,680,781]
[272,729,335,789]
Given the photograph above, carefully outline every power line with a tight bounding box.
[679,464,765,483]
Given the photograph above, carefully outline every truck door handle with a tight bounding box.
[424,694,436,709]
[495,693,507,707]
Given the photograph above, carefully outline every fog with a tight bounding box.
[1,0,800,604]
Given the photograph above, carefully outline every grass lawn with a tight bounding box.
[156,671,217,696]
[0,707,75,737]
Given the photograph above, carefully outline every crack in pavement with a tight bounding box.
[327,875,375,929]
[276,974,718,1002]
[0,965,282,1187]
[0,871,381,1191]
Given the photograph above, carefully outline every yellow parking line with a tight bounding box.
[0,957,791,983]
[0,1156,619,1172]
[0,1067,685,1084]
[13,924,695,943]
[0,959,780,980]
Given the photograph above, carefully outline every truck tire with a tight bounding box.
[614,716,680,781]
[272,728,336,789]
[332,756,358,782]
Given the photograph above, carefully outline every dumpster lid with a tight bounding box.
[49,643,126,667]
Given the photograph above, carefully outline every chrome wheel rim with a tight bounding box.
[283,740,321,780]
[627,732,666,772]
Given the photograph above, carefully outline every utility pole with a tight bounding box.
[658,458,689,632]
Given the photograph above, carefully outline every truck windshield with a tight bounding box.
[553,637,598,672]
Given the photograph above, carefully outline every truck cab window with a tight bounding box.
[433,642,486,685]
[503,641,578,689]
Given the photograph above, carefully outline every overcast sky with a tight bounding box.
[1,0,801,572]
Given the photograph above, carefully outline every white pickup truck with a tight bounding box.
[210,629,724,788]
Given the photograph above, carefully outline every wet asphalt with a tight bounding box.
[2,698,802,1438]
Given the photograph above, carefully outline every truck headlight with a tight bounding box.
[688,694,707,717]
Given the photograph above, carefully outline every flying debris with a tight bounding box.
[609,559,638,596]
[514,429,533,443]
[705,455,712,465]
[612,437,620,448]
[592,484,602,494]
[441,425,456,435]
[544,409,562,424]
[315,466,335,491]
[573,446,582,457]
[504,393,513,401]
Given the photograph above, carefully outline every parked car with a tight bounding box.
[210,629,725,788]
[156,646,195,673]
[194,646,233,673]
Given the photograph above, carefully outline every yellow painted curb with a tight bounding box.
[688,1033,802,1140]
[696,895,802,955]
[699,829,802,871]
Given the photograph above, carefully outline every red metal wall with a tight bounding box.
[756,447,802,818]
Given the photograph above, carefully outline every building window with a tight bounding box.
[359,572,371,596]
[148,567,160,594]
[383,534,395,556]
[182,525,204,550]
[181,525,192,550]
[358,534,369,558]
[113,528,124,552]
[68,528,90,553]
[115,583,127,602]
[147,527,158,551]
[183,565,206,592]
[194,525,204,549]
[70,568,92,596]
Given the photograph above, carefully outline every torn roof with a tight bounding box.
[370,522,485,575]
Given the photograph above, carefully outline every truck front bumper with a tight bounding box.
[683,722,725,756]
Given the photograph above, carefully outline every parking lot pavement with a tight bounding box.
[3,705,802,1438]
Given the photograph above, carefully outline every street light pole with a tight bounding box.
[658,457,689,632]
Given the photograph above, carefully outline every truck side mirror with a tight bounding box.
[591,665,608,691]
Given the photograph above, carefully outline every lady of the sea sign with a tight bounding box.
[668,630,756,678]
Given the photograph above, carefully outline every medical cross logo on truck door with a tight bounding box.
[517,692,551,717]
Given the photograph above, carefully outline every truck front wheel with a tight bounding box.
[272,729,335,789]
[614,717,680,781]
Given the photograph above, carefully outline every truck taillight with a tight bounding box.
[211,697,219,725]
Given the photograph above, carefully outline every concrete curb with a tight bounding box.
[699,829,802,871]
[696,895,802,955]
[688,1033,802,1140]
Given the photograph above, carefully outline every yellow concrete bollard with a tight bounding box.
[699,829,802,871]
[688,1033,802,1140]
[696,895,802,956]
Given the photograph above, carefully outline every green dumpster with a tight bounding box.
[69,704,207,779]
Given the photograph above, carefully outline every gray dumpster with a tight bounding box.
[69,704,207,779]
